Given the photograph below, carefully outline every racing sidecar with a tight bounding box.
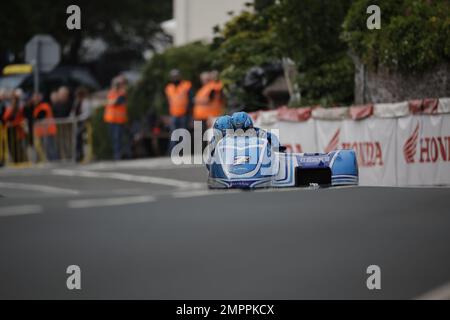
[207,134,358,189]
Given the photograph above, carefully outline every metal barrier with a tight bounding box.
[0,124,6,166]
[0,122,32,167]
[34,117,93,163]
[0,117,93,167]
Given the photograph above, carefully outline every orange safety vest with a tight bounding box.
[3,105,24,127]
[2,105,26,139]
[104,89,128,124]
[165,80,192,117]
[33,102,57,137]
[210,80,225,117]
[193,82,216,121]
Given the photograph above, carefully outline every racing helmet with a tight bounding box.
[231,112,253,130]
[213,115,233,136]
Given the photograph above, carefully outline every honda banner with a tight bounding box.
[315,119,396,186]
[259,109,450,186]
[397,115,450,186]
[276,120,317,153]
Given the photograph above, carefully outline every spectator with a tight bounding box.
[50,90,59,110]
[165,69,193,153]
[104,76,128,160]
[52,86,74,159]
[71,86,91,161]
[71,86,91,120]
[2,89,27,163]
[32,92,57,161]
[0,88,5,165]
[193,71,214,122]
[193,72,216,150]
[0,88,7,122]
[23,92,36,156]
[53,86,72,118]
[209,70,225,117]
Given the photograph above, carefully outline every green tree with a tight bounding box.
[212,0,355,108]
[275,0,354,106]
[211,9,280,109]
[342,0,450,72]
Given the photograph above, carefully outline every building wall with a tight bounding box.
[353,57,450,104]
[174,0,248,46]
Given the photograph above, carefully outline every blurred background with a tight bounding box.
[1,0,450,300]
[0,0,448,163]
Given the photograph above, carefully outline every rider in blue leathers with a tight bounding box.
[213,115,233,136]
[210,115,233,149]
[207,112,284,170]
[230,111,282,150]
[207,115,233,169]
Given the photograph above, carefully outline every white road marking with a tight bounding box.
[68,195,156,209]
[416,282,450,300]
[393,185,450,189]
[172,189,240,198]
[81,156,204,171]
[52,169,203,189]
[0,205,43,217]
[254,187,314,193]
[0,182,80,195]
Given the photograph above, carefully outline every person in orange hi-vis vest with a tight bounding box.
[104,76,128,160]
[165,69,193,153]
[209,70,225,118]
[2,98,25,132]
[193,72,214,122]
[2,89,27,163]
[194,72,220,152]
[32,93,58,161]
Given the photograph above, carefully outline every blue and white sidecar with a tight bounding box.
[207,135,358,189]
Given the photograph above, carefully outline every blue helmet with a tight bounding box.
[231,112,253,130]
[213,115,233,135]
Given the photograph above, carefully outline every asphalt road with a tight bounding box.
[0,158,450,299]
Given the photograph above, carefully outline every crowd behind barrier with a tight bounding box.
[0,68,225,165]
[252,98,450,186]
[0,86,93,167]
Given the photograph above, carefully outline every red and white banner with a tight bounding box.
[275,119,317,153]
[315,120,341,153]
[397,115,450,186]
[255,101,450,186]
[315,119,396,186]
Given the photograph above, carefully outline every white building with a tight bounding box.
[162,0,249,46]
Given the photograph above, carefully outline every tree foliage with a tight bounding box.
[211,9,280,109]
[274,0,354,106]
[342,0,450,72]
[0,0,171,64]
[212,0,355,108]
